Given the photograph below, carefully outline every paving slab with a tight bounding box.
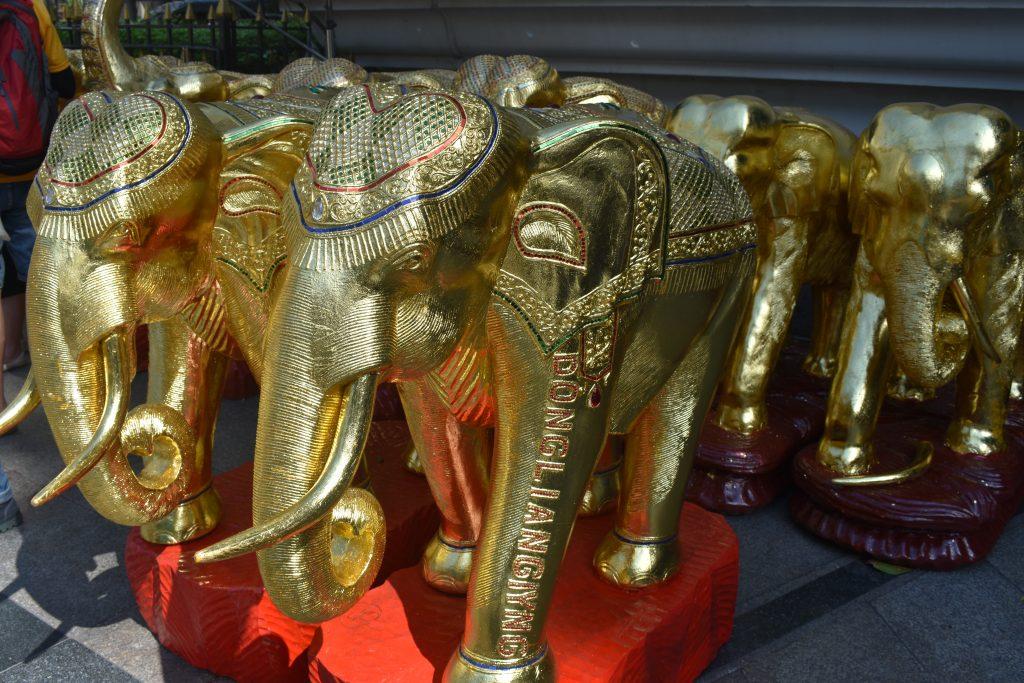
[872,562,1024,680]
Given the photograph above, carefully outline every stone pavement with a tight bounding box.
[0,364,1022,682]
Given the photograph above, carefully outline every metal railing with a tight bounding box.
[54,1,326,74]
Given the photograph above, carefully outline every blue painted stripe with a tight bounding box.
[41,95,192,214]
[665,242,756,267]
[297,97,500,234]
[458,645,548,671]
[613,530,678,546]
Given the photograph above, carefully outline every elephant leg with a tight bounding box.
[138,317,229,544]
[716,216,810,433]
[398,378,490,594]
[595,279,745,588]
[803,284,848,378]
[947,251,1024,454]
[1010,340,1024,401]
[447,332,610,681]
[818,247,892,474]
[578,436,623,517]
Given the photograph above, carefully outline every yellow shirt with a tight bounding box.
[1,0,70,182]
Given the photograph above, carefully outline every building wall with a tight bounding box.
[315,0,1024,133]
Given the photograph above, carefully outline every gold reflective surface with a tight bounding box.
[668,95,857,435]
[819,103,1024,480]
[190,85,755,678]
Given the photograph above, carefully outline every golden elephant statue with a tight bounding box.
[817,103,1022,481]
[0,87,339,543]
[667,95,857,435]
[192,85,756,681]
[563,76,668,126]
[79,0,322,101]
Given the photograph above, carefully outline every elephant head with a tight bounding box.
[667,95,778,210]
[563,76,668,126]
[194,84,531,620]
[271,57,368,94]
[849,103,1015,390]
[454,54,565,107]
[21,90,225,525]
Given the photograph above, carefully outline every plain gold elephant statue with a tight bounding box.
[1,87,336,543]
[815,103,1022,479]
[194,85,757,681]
[668,95,857,435]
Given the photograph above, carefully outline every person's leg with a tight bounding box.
[3,182,33,370]
[0,458,22,532]
[1,247,27,367]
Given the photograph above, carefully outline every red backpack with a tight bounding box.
[0,0,57,175]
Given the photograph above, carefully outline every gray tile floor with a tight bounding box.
[1,365,1022,682]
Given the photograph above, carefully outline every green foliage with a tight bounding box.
[58,18,312,73]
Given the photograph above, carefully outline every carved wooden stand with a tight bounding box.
[688,345,827,513]
[125,419,437,683]
[308,503,739,682]
[791,414,1024,569]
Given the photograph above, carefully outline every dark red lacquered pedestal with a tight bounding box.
[125,420,438,683]
[309,503,739,683]
[689,345,827,513]
[791,415,1024,569]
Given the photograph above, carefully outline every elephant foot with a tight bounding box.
[578,462,620,517]
[593,530,679,588]
[140,484,222,544]
[445,646,554,683]
[422,531,474,594]
[887,372,935,402]
[946,420,1003,455]
[802,353,837,379]
[713,399,766,434]
[404,446,425,475]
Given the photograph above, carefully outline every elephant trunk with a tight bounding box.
[883,242,969,389]
[27,252,198,525]
[82,0,136,89]
[195,372,384,623]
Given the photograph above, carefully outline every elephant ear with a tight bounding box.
[214,115,317,294]
[766,112,838,219]
[494,117,669,355]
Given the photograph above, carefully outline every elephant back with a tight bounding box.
[494,108,674,354]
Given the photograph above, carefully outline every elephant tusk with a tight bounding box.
[0,370,40,436]
[950,277,1001,364]
[31,333,131,507]
[194,372,379,563]
[830,441,933,487]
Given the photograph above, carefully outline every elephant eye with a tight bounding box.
[98,221,142,252]
[394,245,432,273]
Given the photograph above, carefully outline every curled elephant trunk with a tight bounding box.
[195,373,385,623]
[81,0,136,89]
[0,371,40,436]
[883,243,973,390]
[30,329,202,523]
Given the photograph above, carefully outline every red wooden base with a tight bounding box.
[309,503,739,683]
[791,416,1024,569]
[689,345,827,513]
[125,420,438,683]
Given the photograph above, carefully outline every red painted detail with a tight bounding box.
[49,93,169,187]
[126,420,439,682]
[309,503,739,683]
